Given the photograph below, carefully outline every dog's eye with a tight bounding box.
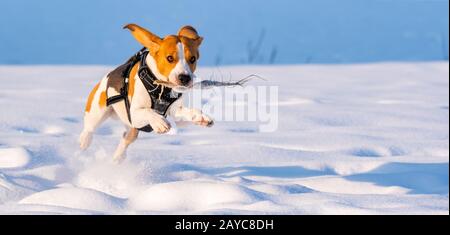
[167,56,174,63]
[189,56,197,64]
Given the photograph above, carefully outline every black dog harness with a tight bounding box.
[106,48,182,133]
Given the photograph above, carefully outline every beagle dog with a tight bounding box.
[79,24,213,163]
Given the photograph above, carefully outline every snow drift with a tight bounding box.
[0,62,448,214]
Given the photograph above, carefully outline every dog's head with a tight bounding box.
[124,24,203,89]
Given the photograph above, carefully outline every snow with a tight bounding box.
[0,62,448,214]
[129,181,260,213]
[0,148,31,169]
[19,187,125,213]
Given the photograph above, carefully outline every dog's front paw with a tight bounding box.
[194,114,214,128]
[150,116,172,134]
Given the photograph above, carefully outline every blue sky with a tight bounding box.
[0,0,448,65]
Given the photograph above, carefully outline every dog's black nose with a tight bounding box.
[179,74,192,86]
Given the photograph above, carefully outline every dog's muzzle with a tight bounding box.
[178,74,192,86]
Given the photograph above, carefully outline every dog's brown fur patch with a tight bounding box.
[85,82,100,113]
[106,62,140,101]
[124,24,203,81]
[99,91,107,108]
[124,24,162,53]
[107,64,128,93]
[180,36,201,73]
[151,36,180,79]
[128,63,140,100]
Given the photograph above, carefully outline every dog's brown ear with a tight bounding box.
[124,24,162,51]
[178,25,203,46]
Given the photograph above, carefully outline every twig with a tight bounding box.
[193,74,266,89]
[153,74,266,91]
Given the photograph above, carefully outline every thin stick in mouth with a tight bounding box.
[153,80,181,88]
[153,74,266,91]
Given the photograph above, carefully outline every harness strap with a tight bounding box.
[106,93,126,106]
[106,48,146,122]
[106,48,182,133]
[138,51,182,116]
[138,51,159,92]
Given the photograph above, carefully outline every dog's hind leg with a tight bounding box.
[112,128,139,164]
[80,78,111,150]
[80,107,111,150]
